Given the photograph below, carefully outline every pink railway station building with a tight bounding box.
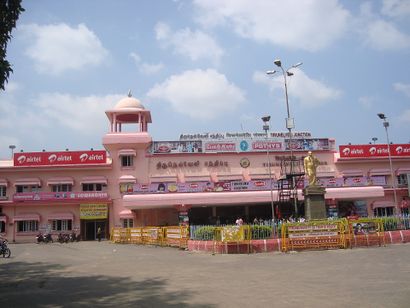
[0,94,409,242]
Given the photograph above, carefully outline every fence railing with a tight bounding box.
[110,226,189,249]
[190,223,282,240]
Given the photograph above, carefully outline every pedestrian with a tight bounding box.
[97,226,102,242]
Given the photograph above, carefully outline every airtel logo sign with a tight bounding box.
[17,155,41,164]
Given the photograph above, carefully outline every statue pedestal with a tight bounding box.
[303,186,326,220]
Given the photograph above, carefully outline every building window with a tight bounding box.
[51,184,72,192]
[121,155,133,167]
[0,186,6,198]
[374,207,394,217]
[17,220,38,232]
[82,183,104,191]
[122,219,133,228]
[397,174,408,187]
[51,219,72,231]
[16,185,41,193]
[0,221,5,233]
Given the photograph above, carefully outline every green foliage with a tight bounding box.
[194,226,216,240]
[250,225,272,239]
[0,0,24,90]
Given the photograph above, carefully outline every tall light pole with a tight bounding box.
[9,145,16,159]
[262,116,276,237]
[267,59,302,215]
[377,113,398,215]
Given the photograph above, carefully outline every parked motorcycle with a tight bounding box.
[69,232,80,242]
[0,239,11,258]
[36,233,53,244]
[58,233,67,243]
[36,233,44,243]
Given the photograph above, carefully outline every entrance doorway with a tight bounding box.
[81,220,107,241]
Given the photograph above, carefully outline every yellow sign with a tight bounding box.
[80,204,108,220]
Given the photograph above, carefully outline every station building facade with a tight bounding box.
[0,95,409,242]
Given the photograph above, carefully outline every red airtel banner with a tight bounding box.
[14,150,107,166]
[339,144,410,158]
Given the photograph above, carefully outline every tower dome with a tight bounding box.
[114,91,145,110]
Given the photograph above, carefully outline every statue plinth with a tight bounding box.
[303,186,326,220]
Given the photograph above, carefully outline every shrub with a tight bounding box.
[194,226,216,240]
[251,225,272,239]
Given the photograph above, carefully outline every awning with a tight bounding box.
[0,178,8,187]
[47,177,74,186]
[47,213,74,220]
[368,169,391,176]
[124,190,281,209]
[372,201,395,209]
[119,209,134,219]
[341,170,364,177]
[396,168,410,175]
[81,176,108,185]
[14,178,41,186]
[13,213,40,222]
[123,186,385,210]
[119,175,137,184]
[317,171,336,178]
[0,216,7,223]
[118,149,137,157]
[325,186,385,199]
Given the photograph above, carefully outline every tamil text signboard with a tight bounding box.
[80,204,108,219]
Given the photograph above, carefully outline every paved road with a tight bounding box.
[1,241,409,307]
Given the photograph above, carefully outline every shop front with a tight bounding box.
[80,203,109,240]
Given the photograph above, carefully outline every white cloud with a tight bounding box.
[381,0,410,18]
[33,93,122,133]
[0,91,125,157]
[147,69,245,119]
[253,69,341,107]
[394,82,410,98]
[358,96,376,109]
[363,19,410,50]
[130,52,163,75]
[193,0,351,51]
[21,23,108,75]
[398,109,410,123]
[154,22,224,63]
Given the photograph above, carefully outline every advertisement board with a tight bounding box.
[339,144,410,158]
[14,150,107,166]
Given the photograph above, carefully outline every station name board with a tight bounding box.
[14,150,107,166]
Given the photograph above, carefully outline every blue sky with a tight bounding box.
[1,0,410,159]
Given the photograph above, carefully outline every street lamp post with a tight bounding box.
[262,116,276,237]
[8,145,16,159]
[267,59,302,215]
[372,137,378,144]
[377,113,398,215]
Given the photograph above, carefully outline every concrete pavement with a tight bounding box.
[1,241,409,307]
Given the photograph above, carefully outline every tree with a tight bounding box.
[0,0,24,91]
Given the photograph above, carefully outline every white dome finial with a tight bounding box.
[127,90,132,97]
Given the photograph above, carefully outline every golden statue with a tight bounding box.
[304,151,320,186]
